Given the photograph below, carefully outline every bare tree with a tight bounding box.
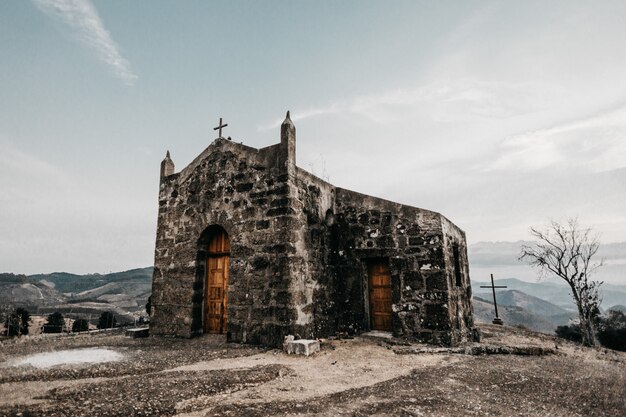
[520,218,603,347]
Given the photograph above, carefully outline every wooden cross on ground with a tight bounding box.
[214,117,228,139]
[480,273,507,325]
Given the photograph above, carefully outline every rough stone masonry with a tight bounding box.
[150,112,477,347]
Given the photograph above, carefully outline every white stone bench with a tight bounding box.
[283,335,320,356]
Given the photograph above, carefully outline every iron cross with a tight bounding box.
[480,274,507,325]
[213,117,228,138]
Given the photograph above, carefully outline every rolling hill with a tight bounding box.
[468,241,626,292]
[472,289,575,334]
[472,277,626,312]
[0,268,153,324]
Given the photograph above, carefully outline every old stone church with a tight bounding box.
[150,112,476,347]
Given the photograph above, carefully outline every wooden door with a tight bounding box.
[205,230,230,334]
[368,260,392,331]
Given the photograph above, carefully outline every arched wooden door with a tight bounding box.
[204,229,230,334]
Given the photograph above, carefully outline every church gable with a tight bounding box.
[151,134,300,345]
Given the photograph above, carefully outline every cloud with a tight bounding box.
[256,89,415,130]
[487,104,626,173]
[258,79,543,131]
[33,0,137,85]
[0,143,71,204]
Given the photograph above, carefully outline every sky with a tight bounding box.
[1,0,625,276]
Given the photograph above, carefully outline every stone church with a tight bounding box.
[150,112,476,347]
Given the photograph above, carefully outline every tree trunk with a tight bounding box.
[570,283,596,347]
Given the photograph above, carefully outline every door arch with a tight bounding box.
[202,226,230,334]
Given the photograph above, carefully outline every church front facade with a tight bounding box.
[150,113,476,347]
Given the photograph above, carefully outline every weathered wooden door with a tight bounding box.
[205,230,230,334]
[368,260,392,331]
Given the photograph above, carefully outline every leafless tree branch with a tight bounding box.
[519,217,603,346]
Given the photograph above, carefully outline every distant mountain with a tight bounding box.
[473,278,577,311]
[469,240,626,309]
[472,289,575,334]
[494,289,571,317]
[0,274,66,308]
[0,267,153,324]
[472,277,626,311]
[609,305,626,314]
[473,297,559,334]
[468,240,626,287]
[28,267,154,294]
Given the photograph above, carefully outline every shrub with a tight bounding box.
[555,324,582,343]
[597,311,626,352]
[72,318,90,332]
[97,311,117,329]
[43,312,65,333]
[4,307,30,336]
[556,312,626,352]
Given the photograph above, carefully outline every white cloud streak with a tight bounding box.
[33,0,137,85]
[488,104,626,173]
[258,79,543,131]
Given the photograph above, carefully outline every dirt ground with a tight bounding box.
[0,324,625,417]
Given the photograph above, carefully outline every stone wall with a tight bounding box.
[442,216,475,344]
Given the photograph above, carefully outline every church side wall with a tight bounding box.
[333,189,458,345]
[150,139,299,346]
[441,217,475,343]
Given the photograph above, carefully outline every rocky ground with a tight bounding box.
[0,324,624,417]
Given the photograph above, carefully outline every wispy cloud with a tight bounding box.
[0,142,71,204]
[33,0,137,85]
[487,104,626,173]
[258,87,440,131]
[258,79,544,131]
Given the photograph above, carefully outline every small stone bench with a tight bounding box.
[283,335,320,356]
[125,327,150,338]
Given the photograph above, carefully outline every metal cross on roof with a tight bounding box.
[213,117,228,139]
[480,273,507,325]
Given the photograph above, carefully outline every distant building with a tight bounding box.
[150,112,477,347]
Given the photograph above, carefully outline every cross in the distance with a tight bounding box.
[214,117,228,139]
[480,274,507,325]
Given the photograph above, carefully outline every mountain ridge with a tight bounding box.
[468,240,626,285]
[0,267,153,323]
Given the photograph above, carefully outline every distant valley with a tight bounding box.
[0,268,152,325]
[472,277,626,333]
[468,240,626,333]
